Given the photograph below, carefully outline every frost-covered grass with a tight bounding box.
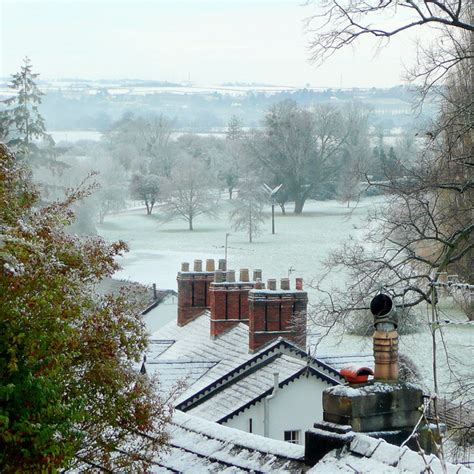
[98,197,473,400]
[98,197,372,290]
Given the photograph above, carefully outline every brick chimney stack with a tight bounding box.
[177,259,221,326]
[209,268,261,338]
[248,278,308,352]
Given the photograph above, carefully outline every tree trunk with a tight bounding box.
[294,198,305,214]
[229,188,233,200]
[279,203,286,215]
[145,201,151,215]
[189,218,193,231]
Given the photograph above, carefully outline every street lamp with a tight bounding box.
[262,183,283,235]
[225,233,230,263]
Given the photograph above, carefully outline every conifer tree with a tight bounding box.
[1,57,52,153]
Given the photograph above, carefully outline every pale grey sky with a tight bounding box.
[1,0,436,87]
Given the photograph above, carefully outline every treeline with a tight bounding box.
[37,84,433,132]
[0,58,419,237]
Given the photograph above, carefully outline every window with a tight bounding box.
[284,430,300,444]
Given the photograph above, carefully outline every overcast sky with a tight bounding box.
[1,0,437,88]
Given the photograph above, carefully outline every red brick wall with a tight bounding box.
[248,290,308,352]
[209,282,255,337]
[177,271,215,326]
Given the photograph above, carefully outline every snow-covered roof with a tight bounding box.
[308,431,473,474]
[186,354,308,422]
[317,353,374,372]
[155,410,306,473]
[150,360,219,393]
[145,311,343,410]
[145,312,254,400]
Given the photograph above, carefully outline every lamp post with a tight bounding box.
[262,183,283,235]
[225,233,230,264]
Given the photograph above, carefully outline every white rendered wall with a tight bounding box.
[223,376,327,444]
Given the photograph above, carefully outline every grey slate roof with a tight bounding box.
[148,360,219,393]
[153,410,306,473]
[308,431,473,474]
[146,312,254,401]
[317,353,374,372]
[96,277,176,313]
[145,311,342,414]
[186,354,308,422]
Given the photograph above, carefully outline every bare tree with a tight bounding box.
[130,173,161,215]
[305,0,473,62]
[106,114,173,176]
[248,101,342,214]
[161,155,218,230]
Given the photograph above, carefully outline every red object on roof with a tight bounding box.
[340,366,374,384]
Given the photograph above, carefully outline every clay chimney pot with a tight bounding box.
[253,269,262,281]
[240,268,249,282]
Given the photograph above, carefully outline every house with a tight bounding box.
[142,258,373,444]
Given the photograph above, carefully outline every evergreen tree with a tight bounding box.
[1,57,52,153]
[230,178,266,243]
[226,115,244,141]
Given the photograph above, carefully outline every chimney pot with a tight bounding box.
[181,262,190,272]
[253,269,262,281]
[206,259,215,272]
[214,270,225,282]
[240,268,249,282]
[280,278,290,290]
[152,283,157,299]
[226,270,236,282]
[267,279,277,291]
[218,259,227,271]
[295,277,303,290]
[194,259,202,272]
[254,278,263,289]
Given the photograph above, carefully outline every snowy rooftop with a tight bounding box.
[186,354,308,422]
[145,311,343,409]
[317,353,374,372]
[154,410,306,473]
[308,431,473,474]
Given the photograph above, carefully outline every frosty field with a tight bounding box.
[98,198,370,291]
[97,197,472,399]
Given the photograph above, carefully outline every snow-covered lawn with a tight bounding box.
[98,198,371,290]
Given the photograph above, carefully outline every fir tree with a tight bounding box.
[226,115,244,141]
[1,57,52,153]
[230,179,266,243]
